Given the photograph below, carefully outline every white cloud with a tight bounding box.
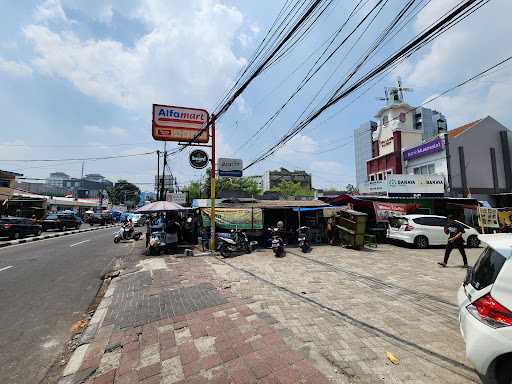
[24,0,247,112]
[280,133,320,155]
[84,125,128,137]
[0,57,33,77]
[34,0,69,24]
[403,0,512,126]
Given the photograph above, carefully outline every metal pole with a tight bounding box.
[210,117,217,252]
[161,144,167,201]
[156,150,160,199]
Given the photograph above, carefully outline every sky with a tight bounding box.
[1,0,511,191]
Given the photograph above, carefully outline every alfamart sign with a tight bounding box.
[152,104,209,143]
[403,137,443,161]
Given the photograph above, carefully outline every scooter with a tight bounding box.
[297,226,311,253]
[270,227,285,257]
[217,229,257,257]
[113,226,142,243]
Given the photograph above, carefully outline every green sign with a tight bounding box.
[201,208,262,229]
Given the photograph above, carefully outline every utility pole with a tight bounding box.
[160,143,167,201]
[156,150,160,200]
[209,116,217,252]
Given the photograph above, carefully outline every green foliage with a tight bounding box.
[107,180,140,208]
[270,181,314,197]
[345,183,359,194]
[217,177,261,196]
[184,181,202,200]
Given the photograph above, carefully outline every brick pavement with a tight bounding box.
[59,252,330,384]
[206,244,483,384]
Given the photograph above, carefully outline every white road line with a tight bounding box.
[70,239,90,247]
[0,266,14,272]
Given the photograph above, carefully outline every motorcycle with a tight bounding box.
[217,229,257,257]
[297,226,311,253]
[270,227,285,257]
[113,226,142,243]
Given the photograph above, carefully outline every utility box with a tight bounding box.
[334,208,368,249]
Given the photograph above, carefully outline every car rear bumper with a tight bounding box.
[457,287,512,377]
[387,231,414,244]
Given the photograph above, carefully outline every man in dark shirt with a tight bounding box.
[438,215,468,267]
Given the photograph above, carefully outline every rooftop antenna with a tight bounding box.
[375,88,388,103]
[396,76,413,101]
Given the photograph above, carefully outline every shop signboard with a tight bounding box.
[478,207,500,228]
[373,202,409,222]
[359,180,386,195]
[200,208,262,229]
[387,174,444,197]
[218,158,243,177]
[403,137,443,161]
[166,192,187,205]
[152,104,209,143]
[189,149,209,169]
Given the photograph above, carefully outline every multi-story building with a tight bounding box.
[262,168,312,191]
[47,172,70,187]
[354,121,377,188]
[413,107,447,140]
[246,175,264,191]
[402,116,512,202]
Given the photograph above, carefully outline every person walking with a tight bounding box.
[438,215,468,268]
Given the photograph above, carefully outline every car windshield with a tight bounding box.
[389,217,408,229]
[46,214,58,220]
[471,247,507,290]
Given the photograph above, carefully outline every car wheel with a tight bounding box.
[35,228,42,236]
[414,235,429,249]
[61,226,65,232]
[10,232,20,240]
[467,235,480,248]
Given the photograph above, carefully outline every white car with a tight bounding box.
[387,214,480,249]
[457,234,512,384]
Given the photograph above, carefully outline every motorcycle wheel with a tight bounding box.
[134,233,141,241]
[220,244,230,258]
[114,237,120,244]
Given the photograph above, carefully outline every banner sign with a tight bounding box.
[218,158,243,177]
[403,137,443,161]
[373,202,409,222]
[200,208,262,229]
[387,174,444,197]
[152,104,209,143]
[166,192,187,205]
[478,207,500,228]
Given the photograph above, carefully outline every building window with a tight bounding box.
[382,115,388,125]
[369,174,375,181]
[377,173,383,181]
[413,164,436,175]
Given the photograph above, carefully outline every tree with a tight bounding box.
[270,181,314,197]
[107,180,140,209]
[183,181,202,200]
[345,184,359,194]
[195,170,262,197]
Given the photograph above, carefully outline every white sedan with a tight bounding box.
[458,234,512,384]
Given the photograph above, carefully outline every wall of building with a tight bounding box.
[449,116,511,195]
[354,121,376,187]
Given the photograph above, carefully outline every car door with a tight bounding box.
[431,217,448,245]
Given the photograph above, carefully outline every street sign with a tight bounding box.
[166,192,187,205]
[189,149,209,169]
[218,158,243,177]
[152,104,209,143]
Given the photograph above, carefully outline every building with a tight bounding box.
[0,170,22,211]
[63,178,112,199]
[47,172,70,187]
[16,181,68,197]
[262,168,312,191]
[84,173,107,183]
[354,121,377,187]
[413,107,447,140]
[246,175,264,191]
[401,116,512,202]
[354,84,447,188]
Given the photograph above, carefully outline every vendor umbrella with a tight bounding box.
[134,201,185,213]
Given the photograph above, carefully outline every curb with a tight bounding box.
[0,224,120,249]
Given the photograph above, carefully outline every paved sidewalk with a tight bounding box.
[59,251,330,384]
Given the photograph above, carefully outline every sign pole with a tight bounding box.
[209,117,216,252]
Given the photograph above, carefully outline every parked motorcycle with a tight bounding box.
[270,227,285,257]
[297,226,311,253]
[113,227,142,243]
[217,229,257,257]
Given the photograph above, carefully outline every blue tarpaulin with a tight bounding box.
[292,207,325,212]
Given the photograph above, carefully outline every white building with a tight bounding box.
[47,172,70,187]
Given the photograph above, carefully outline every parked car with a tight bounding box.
[89,212,114,226]
[458,234,512,384]
[41,212,82,231]
[0,217,42,239]
[387,214,480,249]
[128,213,145,227]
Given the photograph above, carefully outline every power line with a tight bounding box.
[0,151,156,162]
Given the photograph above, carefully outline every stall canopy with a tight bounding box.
[135,201,185,213]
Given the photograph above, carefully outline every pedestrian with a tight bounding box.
[438,215,468,268]
[145,217,152,248]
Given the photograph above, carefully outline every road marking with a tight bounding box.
[0,265,13,272]
[70,239,90,247]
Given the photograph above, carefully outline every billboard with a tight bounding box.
[387,174,444,197]
[200,208,263,229]
[373,202,410,222]
[218,158,243,177]
[403,137,443,161]
[152,104,209,143]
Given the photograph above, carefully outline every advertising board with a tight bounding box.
[200,208,262,229]
[403,138,443,161]
[478,207,500,228]
[152,104,209,143]
[387,174,444,197]
[166,192,187,205]
[373,202,410,222]
[218,158,243,177]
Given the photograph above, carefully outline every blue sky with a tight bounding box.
[1,0,511,191]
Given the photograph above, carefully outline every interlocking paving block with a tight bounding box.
[105,271,227,329]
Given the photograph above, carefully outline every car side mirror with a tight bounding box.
[463,266,474,286]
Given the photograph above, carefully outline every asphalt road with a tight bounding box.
[0,227,136,384]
